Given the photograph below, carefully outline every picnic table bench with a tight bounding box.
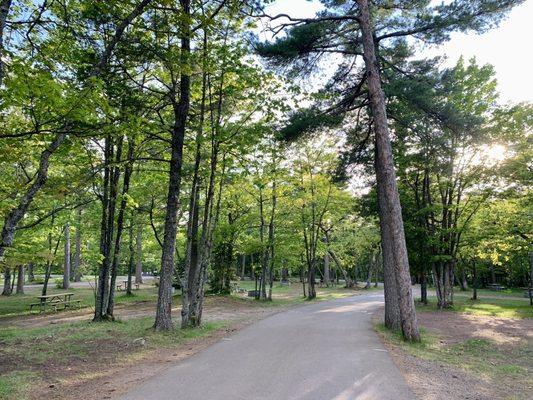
[116,281,140,291]
[29,293,81,314]
[487,284,506,291]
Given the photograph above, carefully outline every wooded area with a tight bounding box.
[0,0,531,398]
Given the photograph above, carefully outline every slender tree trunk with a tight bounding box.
[324,253,330,287]
[181,32,208,328]
[126,215,134,296]
[42,261,52,296]
[63,223,71,289]
[181,176,200,328]
[307,259,316,299]
[94,137,113,321]
[73,208,82,282]
[365,254,374,289]
[135,224,143,284]
[358,0,419,341]
[94,136,121,321]
[155,0,191,331]
[460,268,468,291]
[420,271,428,305]
[300,263,306,297]
[107,138,134,318]
[28,262,34,282]
[0,0,12,87]
[2,268,11,296]
[16,265,24,294]
[328,250,352,288]
[471,260,478,301]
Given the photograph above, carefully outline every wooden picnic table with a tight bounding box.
[30,292,80,313]
[116,281,140,291]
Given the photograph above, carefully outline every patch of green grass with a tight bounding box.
[0,317,226,399]
[0,371,39,400]
[0,317,224,367]
[419,296,532,319]
[0,287,159,319]
[375,322,532,392]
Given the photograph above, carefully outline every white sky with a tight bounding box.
[264,0,533,104]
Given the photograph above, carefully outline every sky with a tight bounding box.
[263,0,533,104]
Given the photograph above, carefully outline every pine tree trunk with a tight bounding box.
[358,0,419,341]
[377,156,401,330]
[16,265,24,294]
[154,0,191,331]
[63,223,71,289]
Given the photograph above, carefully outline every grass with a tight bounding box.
[0,317,226,400]
[0,371,39,400]
[418,295,533,319]
[233,279,369,305]
[0,286,159,319]
[376,323,532,387]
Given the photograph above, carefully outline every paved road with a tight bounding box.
[122,293,413,400]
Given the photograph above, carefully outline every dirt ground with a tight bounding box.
[377,310,533,400]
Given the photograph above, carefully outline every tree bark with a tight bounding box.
[420,271,428,305]
[72,208,82,282]
[107,138,134,317]
[154,0,191,331]
[365,253,374,289]
[94,136,121,321]
[2,268,11,296]
[324,253,330,287]
[127,213,135,296]
[0,0,12,86]
[16,265,24,294]
[135,224,143,284]
[358,0,419,341]
[27,262,34,282]
[471,260,478,301]
[63,223,70,289]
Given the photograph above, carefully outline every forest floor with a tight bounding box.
[376,289,533,400]
[0,280,364,400]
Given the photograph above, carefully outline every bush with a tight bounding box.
[55,278,63,289]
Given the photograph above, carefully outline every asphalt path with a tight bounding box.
[122,292,413,400]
